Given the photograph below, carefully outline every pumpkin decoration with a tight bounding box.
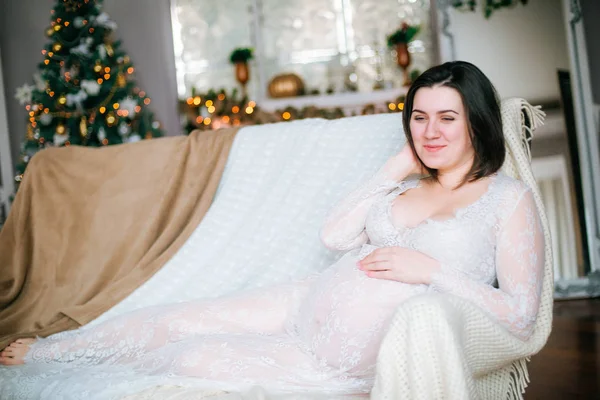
[267,73,305,98]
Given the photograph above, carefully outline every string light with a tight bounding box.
[282,112,291,120]
[143,98,151,105]
[205,100,213,107]
[193,96,201,106]
[388,103,397,111]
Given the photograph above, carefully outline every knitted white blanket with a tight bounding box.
[90,113,405,325]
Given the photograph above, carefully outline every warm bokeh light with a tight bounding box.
[282,112,291,120]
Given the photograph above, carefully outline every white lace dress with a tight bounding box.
[0,171,545,400]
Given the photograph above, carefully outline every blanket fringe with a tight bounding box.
[519,100,546,162]
[506,358,530,400]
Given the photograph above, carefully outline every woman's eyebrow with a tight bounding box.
[412,109,458,114]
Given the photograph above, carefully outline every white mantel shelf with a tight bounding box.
[259,87,409,113]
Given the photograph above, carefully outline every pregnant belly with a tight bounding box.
[294,245,429,373]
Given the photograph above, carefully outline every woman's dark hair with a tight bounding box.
[402,61,505,184]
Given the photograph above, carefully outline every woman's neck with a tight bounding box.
[435,159,474,189]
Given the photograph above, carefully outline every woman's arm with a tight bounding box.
[320,146,418,251]
[429,189,545,340]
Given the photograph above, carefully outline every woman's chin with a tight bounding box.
[420,159,445,171]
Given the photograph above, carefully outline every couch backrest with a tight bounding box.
[91,113,408,322]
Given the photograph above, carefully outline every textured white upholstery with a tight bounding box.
[91,113,406,326]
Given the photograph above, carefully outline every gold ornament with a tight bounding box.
[105,43,114,57]
[58,95,67,105]
[268,73,305,98]
[80,116,88,137]
[106,112,116,126]
[56,123,66,135]
[53,43,62,52]
[53,24,61,32]
[46,28,54,37]
[27,125,34,140]
[117,73,126,87]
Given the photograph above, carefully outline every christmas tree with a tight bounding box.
[13,0,163,184]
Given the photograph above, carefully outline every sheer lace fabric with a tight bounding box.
[1,170,544,399]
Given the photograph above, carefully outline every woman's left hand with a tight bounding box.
[357,246,440,285]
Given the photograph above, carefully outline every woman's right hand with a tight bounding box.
[381,144,422,182]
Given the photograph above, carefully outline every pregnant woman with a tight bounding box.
[0,61,545,399]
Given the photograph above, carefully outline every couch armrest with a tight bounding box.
[371,293,543,400]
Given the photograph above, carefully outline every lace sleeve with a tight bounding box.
[320,168,400,252]
[430,189,545,340]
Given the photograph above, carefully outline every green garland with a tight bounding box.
[452,0,528,19]
[179,88,406,135]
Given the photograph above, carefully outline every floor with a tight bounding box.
[525,298,600,399]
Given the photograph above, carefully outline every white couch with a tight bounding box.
[93,98,552,399]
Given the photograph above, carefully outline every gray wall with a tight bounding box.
[581,0,600,104]
[0,0,179,174]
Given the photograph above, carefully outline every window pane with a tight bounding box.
[171,0,255,97]
[348,0,433,90]
[259,0,343,96]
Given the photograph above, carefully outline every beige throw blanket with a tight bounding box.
[0,128,239,349]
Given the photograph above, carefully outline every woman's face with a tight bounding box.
[409,86,475,174]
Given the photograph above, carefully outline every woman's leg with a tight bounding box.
[0,276,315,366]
